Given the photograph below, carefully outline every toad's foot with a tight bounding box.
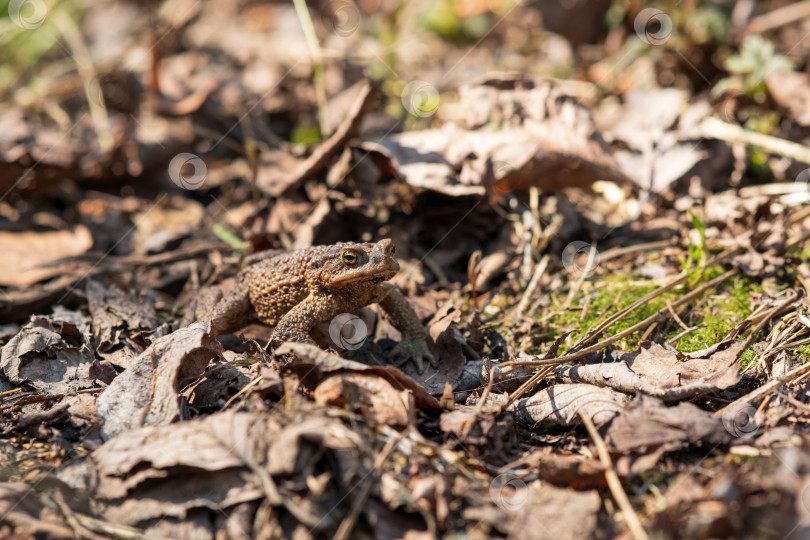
[390,335,435,374]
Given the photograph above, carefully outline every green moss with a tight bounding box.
[538,268,763,356]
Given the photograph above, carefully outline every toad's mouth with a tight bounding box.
[326,266,399,288]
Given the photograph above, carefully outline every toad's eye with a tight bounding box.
[341,249,360,266]
[387,245,396,257]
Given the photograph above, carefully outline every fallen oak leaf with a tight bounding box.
[361,79,633,199]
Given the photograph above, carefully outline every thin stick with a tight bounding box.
[702,117,810,165]
[579,409,649,540]
[505,268,739,409]
[293,0,330,136]
[334,432,403,540]
[598,240,676,263]
[513,255,549,323]
[738,290,803,370]
[52,12,114,154]
[746,0,810,34]
[666,300,689,331]
[716,356,810,417]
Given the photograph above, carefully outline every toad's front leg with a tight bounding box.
[376,283,435,373]
[270,291,357,349]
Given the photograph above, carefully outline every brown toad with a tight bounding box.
[201,239,435,372]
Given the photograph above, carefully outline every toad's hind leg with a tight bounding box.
[205,282,252,336]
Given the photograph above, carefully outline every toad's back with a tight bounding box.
[242,245,337,326]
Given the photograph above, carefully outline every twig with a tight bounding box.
[51,12,114,154]
[334,432,404,540]
[598,240,676,264]
[512,255,549,323]
[666,324,704,345]
[579,409,649,540]
[505,268,740,409]
[746,0,810,34]
[738,290,804,370]
[666,300,689,331]
[702,117,810,164]
[716,355,810,417]
[293,0,330,136]
[52,491,108,540]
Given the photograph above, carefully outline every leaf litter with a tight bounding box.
[1,1,810,539]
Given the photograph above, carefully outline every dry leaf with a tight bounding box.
[604,395,729,455]
[313,373,413,427]
[0,226,93,287]
[477,383,625,426]
[60,409,271,530]
[1,316,95,394]
[363,79,632,198]
[97,321,221,439]
[440,407,516,463]
[0,482,75,539]
[278,342,442,410]
[554,340,744,401]
[766,71,810,126]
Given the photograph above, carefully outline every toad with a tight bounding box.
[199,239,435,372]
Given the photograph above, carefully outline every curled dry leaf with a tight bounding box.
[60,409,271,531]
[96,321,221,439]
[604,395,729,455]
[608,89,710,192]
[313,373,413,427]
[277,342,441,410]
[439,407,516,464]
[477,383,625,426]
[766,71,810,127]
[362,79,632,199]
[130,195,205,255]
[554,340,744,401]
[464,480,601,540]
[505,482,601,540]
[416,303,470,394]
[86,279,158,349]
[510,447,607,489]
[1,316,95,394]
